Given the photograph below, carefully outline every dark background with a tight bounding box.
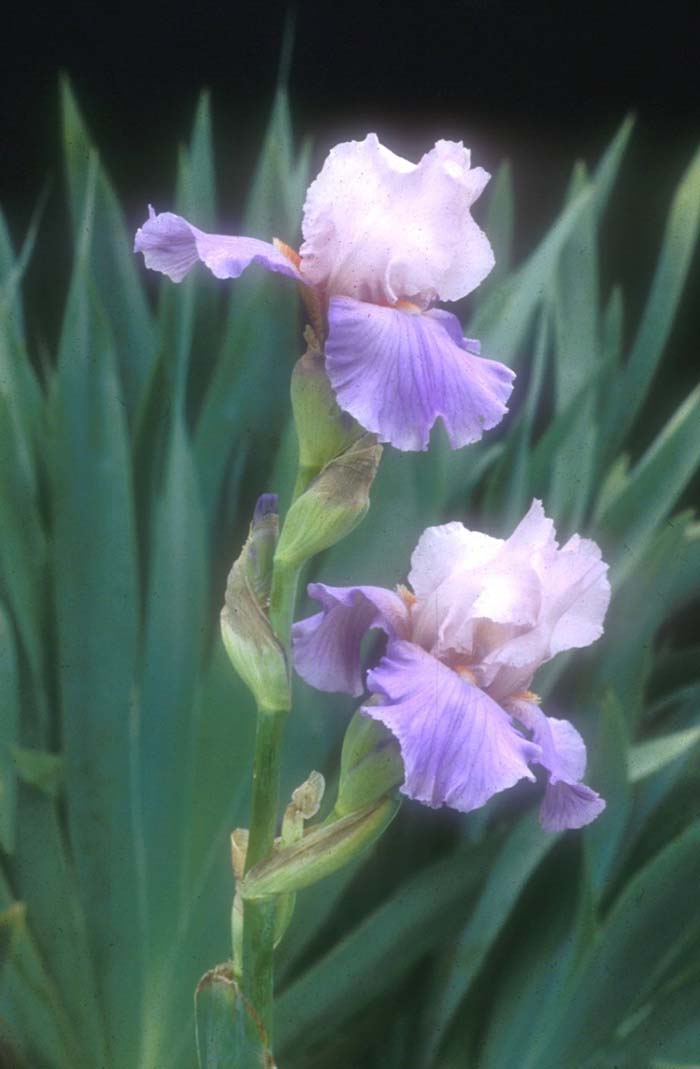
[3,0,699,386]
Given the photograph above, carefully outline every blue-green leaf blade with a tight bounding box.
[61,76,155,412]
[0,604,19,853]
[51,206,145,1063]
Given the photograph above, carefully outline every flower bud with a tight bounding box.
[242,796,399,900]
[274,435,382,570]
[220,494,290,712]
[246,493,278,602]
[291,345,365,476]
[335,712,404,818]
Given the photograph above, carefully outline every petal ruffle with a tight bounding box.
[540,781,606,833]
[300,134,494,305]
[403,501,610,694]
[363,641,538,812]
[292,583,410,697]
[408,521,502,599]
[325,299,514,452]
[134,208,302,284]
[509,699,605,832]
[485,519,610,674]
[408,511,541,660]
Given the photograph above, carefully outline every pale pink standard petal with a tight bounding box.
[546,535,611,656]
[300,135,494,305]
[409,514,541,659]
[134,208,302,284]
[408,522,502,599]
[505,498,557,556]
[325,299,514,452]
[292,583,410,697]
[488,525,610,672]
[363,641,538,812]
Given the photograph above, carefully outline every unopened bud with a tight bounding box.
[220,494,290,712]
[274,435,382,569]
[246,493,278,605]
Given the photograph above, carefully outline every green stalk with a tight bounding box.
[268,559,302,657]
[242,706,287,1038]
[241,542,302,1041]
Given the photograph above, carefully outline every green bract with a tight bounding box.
[335,710,404,816]
[242,797,400,900]
[290,346,365,478]
[274,434,383,569]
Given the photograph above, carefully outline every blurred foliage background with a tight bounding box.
[1,47,700,1069]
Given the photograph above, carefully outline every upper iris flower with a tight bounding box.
[134,134,514,451]
[292,500,610,832]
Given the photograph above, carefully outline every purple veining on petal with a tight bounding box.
[510,699,605,831]
[325,298,514,452]
[134,207,302,284]
[363,640,539,812]
[427,308,482,354]
[539,781,606,833]
[292,583,410,697]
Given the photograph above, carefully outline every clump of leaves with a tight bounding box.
[0,80,698,1069]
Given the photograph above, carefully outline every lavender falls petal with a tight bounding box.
[292,584,410,697]
[363,641,539,812]
[134,207,302,283]
[325,298,514,451]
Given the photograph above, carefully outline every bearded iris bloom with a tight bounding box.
[292,500,610,831]
[134,134,514,451]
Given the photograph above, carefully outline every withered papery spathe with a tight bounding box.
[292,500,611,832]
[134,135,514,452]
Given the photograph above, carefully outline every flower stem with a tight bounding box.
[268,558,302,657]
[242,705,287,1039]
[241,545,302,1042]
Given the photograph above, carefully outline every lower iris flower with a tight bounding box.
[134,134,514,452]
[292,500,610,831]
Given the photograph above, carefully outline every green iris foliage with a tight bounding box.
[0,79,698,1068]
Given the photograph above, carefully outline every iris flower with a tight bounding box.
[134,134,514,451]
[293,500,610,831]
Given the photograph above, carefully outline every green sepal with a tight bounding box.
[290,347,364,475]
[274,435,382,569]
[336,712,404,816]
[195,963,275,1068]
[242,796,399,900]
[220,497,290,713]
